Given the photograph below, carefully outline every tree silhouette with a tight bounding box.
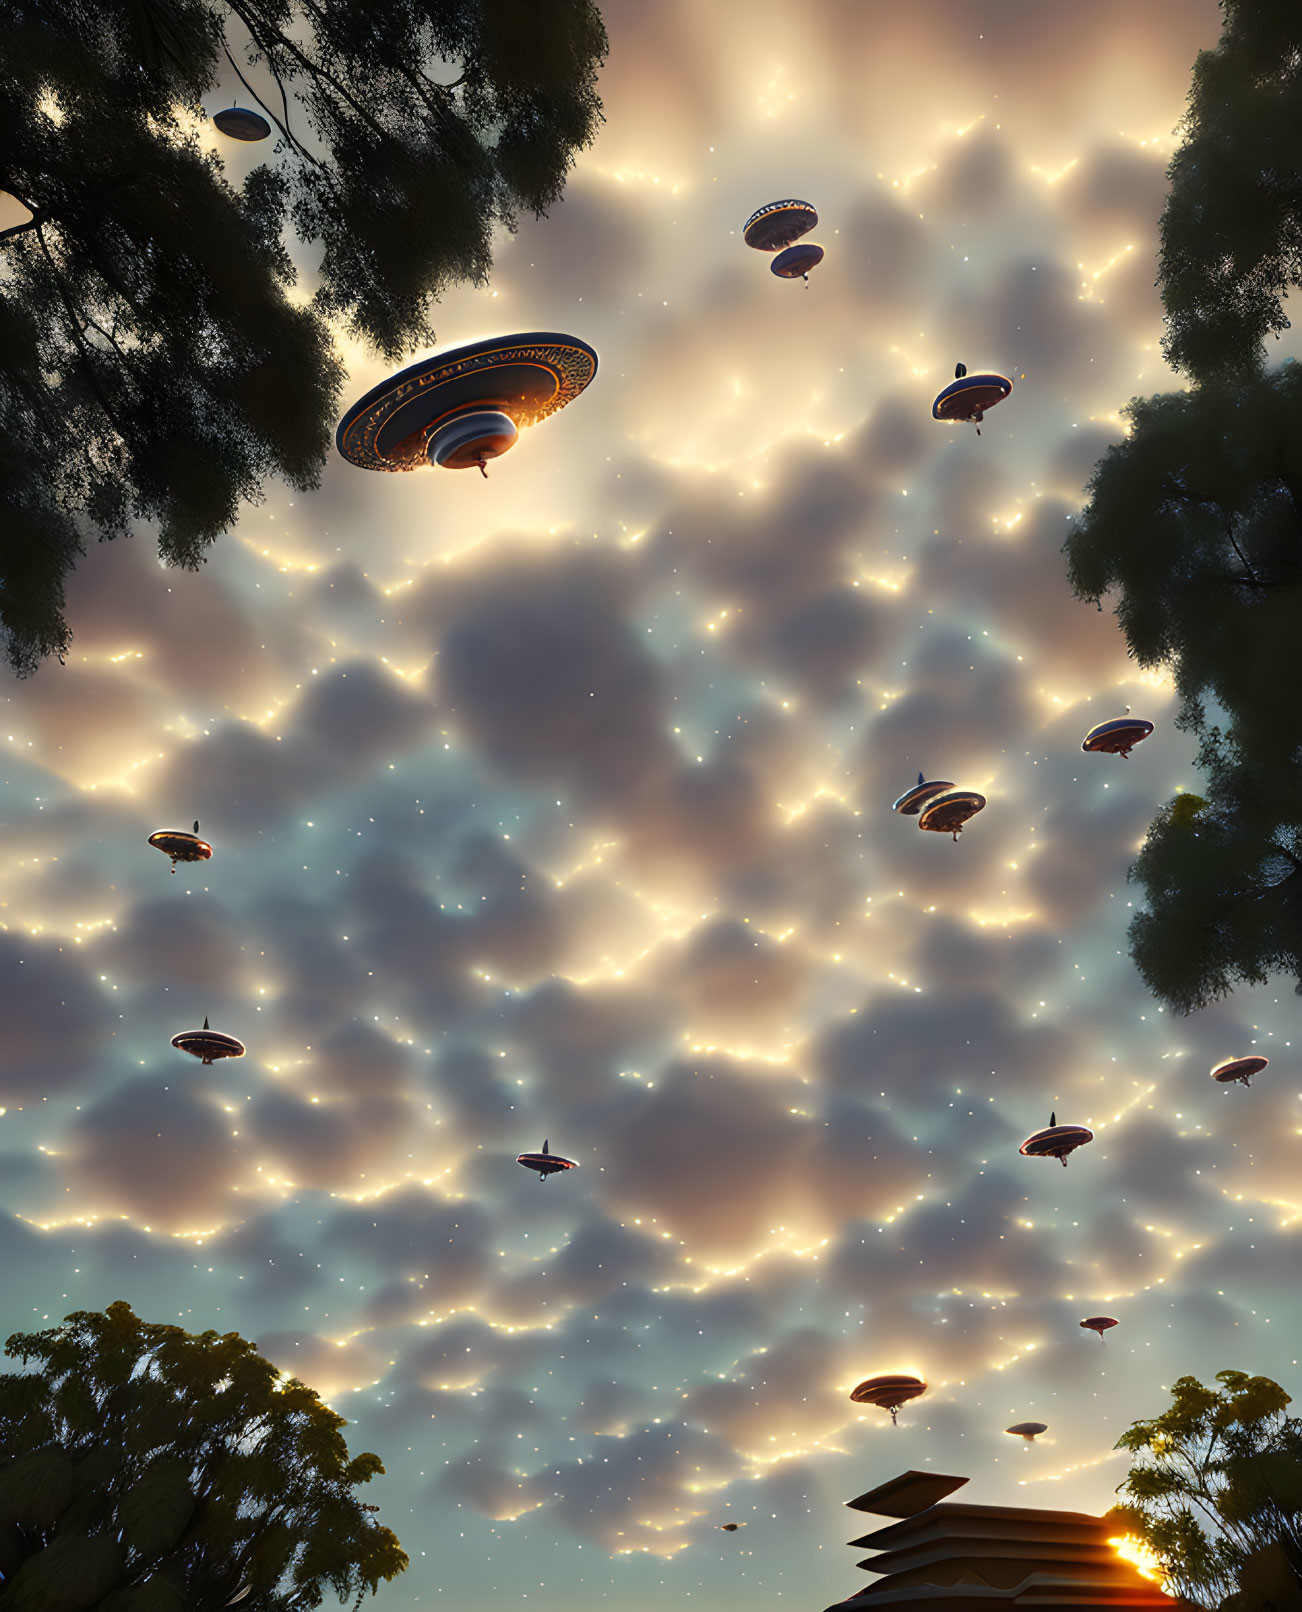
[0,1300,408,1609]
[0,0,607,676]
[1065,0,1302,1012]
[1108,1369,1302,1611]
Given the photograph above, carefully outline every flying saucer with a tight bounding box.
[850,1374,927,1425]
[1019,1111,1093,1167]
[213,107,272,142]
[918,789,986,841]
[1006,1422,1048,1441]
[932,363,1013,434]
[743,200,818,252]
[516,1139,578,1181]
[1082,716,1154,759]
[336,332,598,477]
[1080,1316,1118,1342]
[772,242,824,283]
[1211,1055,1268,1087]
[718,1522,746,1531]
[171,1016,245,1066]
[893,773,955,816]
[148,820,212,874]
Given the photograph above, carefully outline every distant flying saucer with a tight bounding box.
[516,1139,579,1181]
[718,1522,747,1531]
[743,200,818,252]
[1006,1422,1048,1441]
[918,789,986,841]
[213,107,272,142]
[336,333,598,477]
[850,1374,927,1425]
[171,1016,245,1066]
[771,242,824,283]
[1019,1111,1093,1168]
[148,820,212,874]
[1211,1055,1268,1087]
[893,773,955,816]
[932,363,1013,434]
[1082,716,1154,759]
[1080,1316,1118,1342]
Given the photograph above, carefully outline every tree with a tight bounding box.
[1159,0,1302,385]
[1108,1369,1302,1611]
[1065,0,1302,1012]
[0,0,608,676]
[0,1299,408,1609]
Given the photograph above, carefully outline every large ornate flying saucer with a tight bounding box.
[932,364,1013,427]
[148,820,212,873]
[744,199,818,252]
[172,1016,245,1066]
[1019,1113,1093,1167]
[1082,716,1154,758]
[336,332,598,475]
[772,242,824,282]
[918,789,986,840]
[1006,1422,1048,1441]
[850,1374,927,1425]
[1211,1055,1267,1087]
[213,107,272,142]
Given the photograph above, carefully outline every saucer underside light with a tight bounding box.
[336,333,598,474]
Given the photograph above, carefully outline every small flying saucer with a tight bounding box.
[1006,1422,1048,1441]
[1080,1316,1118,1342]
[932,363,1013,433]
[850,1374,927,1425]
[1082,716,1154,759]
[718,1522,746,1531]
[148,820,212,874]
[516,1139,579,1181]
[918,789,986,840]
[1019,1111,1093,1167]
[743,200,818,252]
[171,1016,245,1066]
[771,242,824,283]
[893,773,955,816]
[1211,1055,1268,1087]
[336,332,598,477]
[213,107,272,142]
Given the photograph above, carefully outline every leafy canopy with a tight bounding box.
[0,1299,407,1610]
[1108,1369,1302,1611]
[1159,0,1302,383]
[1065,0,1302,1012]
[0,0,607,676]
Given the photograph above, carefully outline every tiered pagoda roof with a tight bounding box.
[824,1471,1184,1611]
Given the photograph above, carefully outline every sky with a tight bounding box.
[4,0,1302,1606]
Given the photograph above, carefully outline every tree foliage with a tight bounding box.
[0,0,607,676]
[1159,0,1302,384]
[1066,0,1302,1012]
[0,1300,408,1610]
[1108,1370,1302,1611]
